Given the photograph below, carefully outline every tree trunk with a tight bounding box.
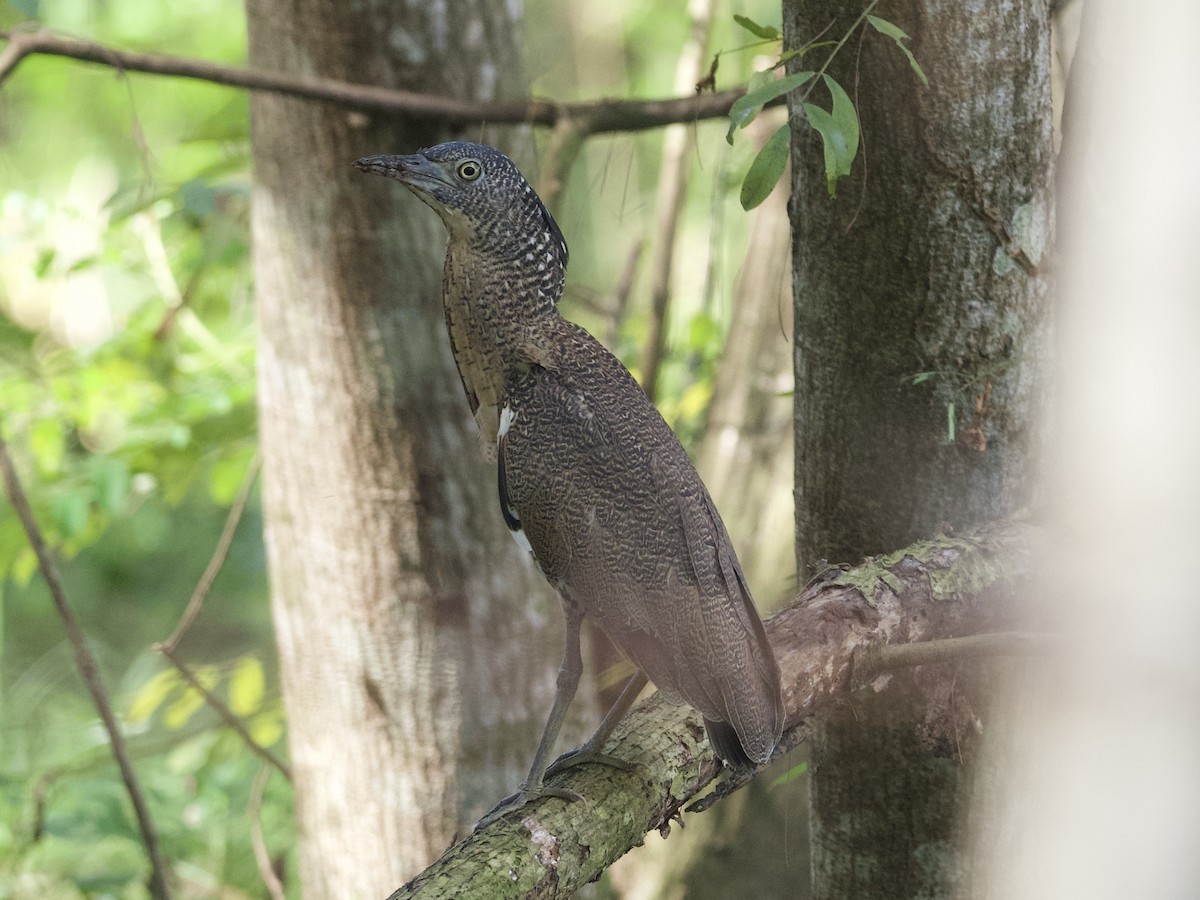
[246,2,574,895]
[783,0,1054,896]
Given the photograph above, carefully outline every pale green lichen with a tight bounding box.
[833,534,1005,605]
[832,561,891,606]
[992,245,1018,276]
[927,540,1007,601]
[878,570,905,594]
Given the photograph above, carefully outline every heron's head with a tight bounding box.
[353,141,568,270]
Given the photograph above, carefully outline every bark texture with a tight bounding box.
[783,0,1054,896]
[787,0,1053,565]
[246,2,573,895]
[388,521,1037,899]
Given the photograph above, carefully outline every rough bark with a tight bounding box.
[783,0,1054,897]
[389,521,1039,899]
[246,2,573,895]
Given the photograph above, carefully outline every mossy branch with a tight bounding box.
[389,519,1041,898]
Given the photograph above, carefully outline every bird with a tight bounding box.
[353,142,783,826]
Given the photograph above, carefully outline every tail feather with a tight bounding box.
[705,718,758,771]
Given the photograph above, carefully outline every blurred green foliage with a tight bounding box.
[0,0,283,895]
[1,0,781,895]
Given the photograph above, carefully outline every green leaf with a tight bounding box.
[90,455,131,515]
[30,418,65,476]
[164,665,219,730]
[867,15,929,87]
[726,71,816,144]
[127,669,182,725]
[801,74,860,197]
[732,14,780,41]
[746,68,776,95]
[912,372,933,385]
[228,656,265,717]
[249,709,284,748]
[740,123,791,211]
[771,761,809,787]
[208,446,256,505]
[33,247,56,278]
[52,490,90,539]
[686,312,721,354]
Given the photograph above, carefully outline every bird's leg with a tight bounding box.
[544,670,648,778]
[475,602,587,830]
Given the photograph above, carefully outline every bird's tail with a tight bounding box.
[705,718,759,770]
[696,501,784,767]
[704,627,783,767]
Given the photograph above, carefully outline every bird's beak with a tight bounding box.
[352,154,453,192]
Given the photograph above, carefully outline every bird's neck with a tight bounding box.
[441,241,565,436]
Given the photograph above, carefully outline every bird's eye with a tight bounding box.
[457,160,482,182]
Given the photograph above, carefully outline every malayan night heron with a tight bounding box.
[353,142,783,826]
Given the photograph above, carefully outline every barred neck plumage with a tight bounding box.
[440,225,567,448]
[442,218,566,348]
[351,140,569,444]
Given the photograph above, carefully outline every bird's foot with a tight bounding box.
[474,748,636,831]
[544,745,635,779]
[474,783,583,831]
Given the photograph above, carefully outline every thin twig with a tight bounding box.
[249,765,286,900]
[535,116,589,212]
[797,0,880,107]
[606,237,645,347]
[0,28,775,134]
[0,434,173,900]
[161,452,261,653]
[152,452,287,778]
[856,631,1063,683]
[154,644,292,780]
[638,0,717,402]
[0,32,24,82]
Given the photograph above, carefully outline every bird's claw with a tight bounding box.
[544,745,635,778]
[474,784,584,831]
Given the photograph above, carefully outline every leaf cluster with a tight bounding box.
[726,8,928,209]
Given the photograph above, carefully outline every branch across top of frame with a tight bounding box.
[0,27,781,135]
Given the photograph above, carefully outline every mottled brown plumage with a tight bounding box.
[353,142,783,822]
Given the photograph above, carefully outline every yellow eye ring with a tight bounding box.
[457,159,482,182]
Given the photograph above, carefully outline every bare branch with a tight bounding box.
[155,644,292,781]
[151,453,288,778]
[637,0,716,402]
[249,765,287,900]
[161,452,261,653]
[388,521,1042,898]
[0,27,775,134]
[606,237,646,347]
[0,434,173,900]
[859,630,1063,679]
